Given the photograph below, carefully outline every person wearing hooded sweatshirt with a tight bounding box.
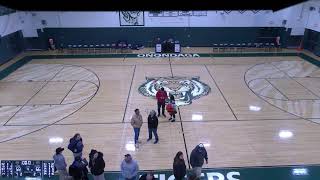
[156,87,168,117]
[68,133,84,158]
[121,154,139,180]
[147,110,159,144]
[53,147,69,180]
[166,100,177,122]
[89,149,98,168]
[90,151,106,180]
[190,144,208,178]
[173,151,186,180]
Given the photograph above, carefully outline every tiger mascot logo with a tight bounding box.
[138,76,211,106]
[121,11,142,25]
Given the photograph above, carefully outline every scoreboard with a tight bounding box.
[1,160,55,178]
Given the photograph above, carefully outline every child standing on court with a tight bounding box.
[166,100,177,122]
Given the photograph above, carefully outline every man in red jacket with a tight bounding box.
[156,87,168,117]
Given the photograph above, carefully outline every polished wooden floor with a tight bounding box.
[1,51,320,171]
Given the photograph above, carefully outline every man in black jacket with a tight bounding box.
[69,156,89,180]
[190,144,208,178]
[89,151,106,180]
[147,110,159,144]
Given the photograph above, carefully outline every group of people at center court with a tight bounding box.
[131,87,177,148]
[53,87,208,180]
[54,135,208,180]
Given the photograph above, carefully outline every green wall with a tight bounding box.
[0,30,24,65]
[0,27,305,67]
[303,29,320,56]
[42,27,288,48]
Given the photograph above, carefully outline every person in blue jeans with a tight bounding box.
[121,154,139,180]
[147,110,159,144]
[130,109,143,148]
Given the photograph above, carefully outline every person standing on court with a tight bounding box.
[147,110,159,144]
[89,149,98,168]
[190,143,208,178]
[131,109,143,148]
[121,154,139,180]
[89,151,106,180]
[166,101,177,122]
[53,147,69,180]
[68,133,84,158]
[173,151,186,180]
[156,87,168,117]
[69,156,89,180]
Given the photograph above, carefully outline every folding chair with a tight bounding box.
[240,43,246,52]
[100,44,105,54]
[229,44,235,52]
[122,44,128,53]
[83,45,89,54]
[72,45,77,54]
[118,43,123,53]
[67,45,73,54]
[127,44,132,53]
[95,44,100,54]
[111,43,117,53]
[106,44,111,53]
[212,44,218,52]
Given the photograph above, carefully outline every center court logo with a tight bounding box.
[138,76,211,106]
[137,53,201,58]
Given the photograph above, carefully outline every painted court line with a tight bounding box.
[204,65,238,120]
[122,65,136,123]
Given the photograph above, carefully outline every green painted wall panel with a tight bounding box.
[303,29,320,57]
[43,27,286,48]
[0,31,24,65]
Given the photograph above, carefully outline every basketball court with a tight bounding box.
[1,49,320,178]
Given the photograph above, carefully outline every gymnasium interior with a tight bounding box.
[1,0,320,179]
